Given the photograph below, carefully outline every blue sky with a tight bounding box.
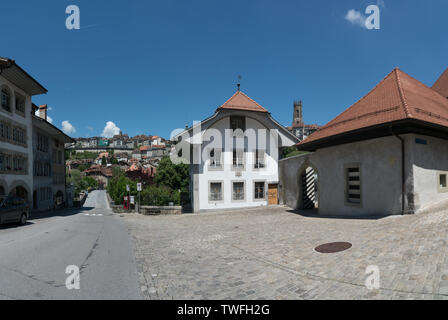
[2,0,447,138]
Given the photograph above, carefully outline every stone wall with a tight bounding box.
[279,135,411,217]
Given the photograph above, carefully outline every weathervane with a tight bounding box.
[237,75,242,91]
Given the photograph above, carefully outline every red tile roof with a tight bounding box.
[433,68,448,98]
[140,146,150,152]
[298,67,448,148]
[217,91,269,113]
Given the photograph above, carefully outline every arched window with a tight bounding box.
[1,86,11,112]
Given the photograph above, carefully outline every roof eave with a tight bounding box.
[297,119,448,151]
[0,57,48,96]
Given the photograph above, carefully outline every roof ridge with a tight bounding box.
[313,68,398,134]
[395,68,412,118]
[237,91,268,112]
[219,91,239,109]
[397,67,448,115]
[218,90,269,113]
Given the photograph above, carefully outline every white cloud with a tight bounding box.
[345,9,367,28]
[61,120,76,135]
[101,121,120,138]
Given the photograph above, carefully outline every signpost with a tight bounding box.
[126,184,130,212]
[137,183,142,214]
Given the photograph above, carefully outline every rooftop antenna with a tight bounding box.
[237,75,242,91]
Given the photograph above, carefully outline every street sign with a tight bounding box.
[130,196,135,205]
[126,184,130,192]
[137,183,142,192]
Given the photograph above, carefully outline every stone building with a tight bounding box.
[172,89,299,212]
[280,67,448,217]
[32,105,75,210]
[0,57,47,203]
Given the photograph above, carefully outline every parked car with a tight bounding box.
[0,196,29,226]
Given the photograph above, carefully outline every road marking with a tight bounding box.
[83,213,103,217]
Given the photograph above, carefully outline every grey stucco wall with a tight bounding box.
[279,135,416,217]
[411,134,448,212]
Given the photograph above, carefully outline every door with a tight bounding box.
[268,184,278,205]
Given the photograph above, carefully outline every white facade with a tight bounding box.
[172,92,299,213]
[0,75,34,202]
[196,117,293,211]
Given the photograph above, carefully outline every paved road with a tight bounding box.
[0,190,142,300]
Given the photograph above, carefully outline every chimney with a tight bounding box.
[39,104,48,121]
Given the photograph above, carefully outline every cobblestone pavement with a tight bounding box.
[120,206,448,300]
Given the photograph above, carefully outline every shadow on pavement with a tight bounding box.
[0,221,35,230]
[29,206,95,221]
[287,209,393,220]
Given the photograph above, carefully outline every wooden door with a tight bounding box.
[268,184,278,205]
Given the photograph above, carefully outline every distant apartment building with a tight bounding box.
[0,57,47,203]
[32,105,74,210]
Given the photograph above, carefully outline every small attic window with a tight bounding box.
[438,172,448,193]
[440,174,447,188]
[230,116,245,132]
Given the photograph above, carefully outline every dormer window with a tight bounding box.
[230,116,245,132]
[1,87,11,112]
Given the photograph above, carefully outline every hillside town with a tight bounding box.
[1,0,448,305]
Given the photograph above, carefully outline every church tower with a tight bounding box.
[293,100,303,125]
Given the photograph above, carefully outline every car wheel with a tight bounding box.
[19,213,27,226]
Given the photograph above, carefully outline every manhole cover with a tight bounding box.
[314,242,352,253]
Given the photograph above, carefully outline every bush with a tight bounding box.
[141,186,178,206]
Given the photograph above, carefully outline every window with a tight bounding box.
[209,182,223,202]
[12,127,26,145]
[209,148,222,169]
[1,87,11,112]
[232,182,245,201]
[0,121,11,140]
[346,166,361,204]
[37,133,49,152]
[0,152,26,174]
[230,116,245,132]
[0,153,11,173]
[15,93,25,115]
[254,182,265,200]
[233,149,244,169]
[254,149,265,169]
[438,172,448,193]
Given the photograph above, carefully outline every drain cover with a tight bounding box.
[314,242,352,253]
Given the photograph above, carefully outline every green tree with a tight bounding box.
[101,157,107,166]
[155,157,189,191]
[107,175,136,204]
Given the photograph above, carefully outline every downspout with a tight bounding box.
[390,127,405,215]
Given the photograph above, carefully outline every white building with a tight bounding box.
[172,90,299,212]
[0,57,47,204]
